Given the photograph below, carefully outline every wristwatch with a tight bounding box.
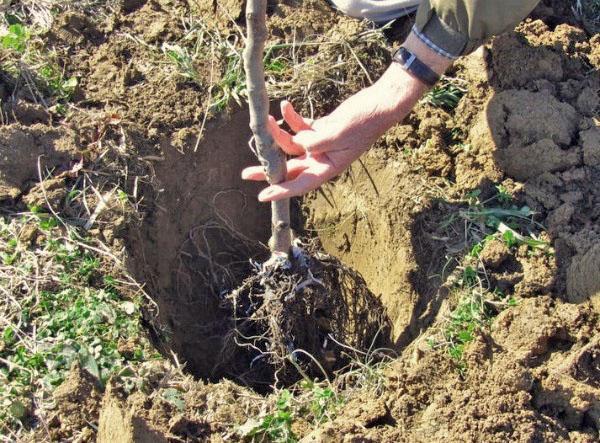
[392,46,440,87]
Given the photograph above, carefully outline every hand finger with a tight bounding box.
[242,158,309,182]
[268,116,304,156]
[293,129,339,154]
[258,171,323,202]
[241,165,267,181]
[281,100,312,132]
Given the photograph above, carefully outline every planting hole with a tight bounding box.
[125,108,393,389]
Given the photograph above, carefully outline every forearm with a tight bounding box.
[307,31,452,153]
[243,31,454,201]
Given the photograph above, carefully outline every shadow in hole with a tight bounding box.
[125,107,272,380]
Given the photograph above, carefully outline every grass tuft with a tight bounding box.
[238,332,393,443]
[0,20,78,114]
[429,184,551,372]
[422,76,467,110]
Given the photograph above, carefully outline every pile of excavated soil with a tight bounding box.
[306,16,600,334]
[301,7,600,441]
[302,296,600,442]
[0,0,598,441]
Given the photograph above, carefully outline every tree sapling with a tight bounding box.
[244,0,292,260]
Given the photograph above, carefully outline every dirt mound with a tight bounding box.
[47,363,103,441]
[302,297,599,442]
[300,9,599,441]
[0,124,79,200]
[97,361,260,442]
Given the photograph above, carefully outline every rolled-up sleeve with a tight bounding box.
[413,0,541,59]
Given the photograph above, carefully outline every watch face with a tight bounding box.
[395,47,410,65]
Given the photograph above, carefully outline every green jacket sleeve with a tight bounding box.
[413,0,541,59]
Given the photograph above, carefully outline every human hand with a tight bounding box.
[241,30,453,203]
[242,100,372,202]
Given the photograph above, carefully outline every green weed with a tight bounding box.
[431,183,551,371]
[495,184,513,204]
[239,335,391,442]
[210,52,246,112]
[306,384,340,424]
[241,390,296,442]
[0,215,149,434]
[423,77,467,110]
[38,64,78,101]
[1,23,30,53]
[0,22,78,111]
[162,43,203,85]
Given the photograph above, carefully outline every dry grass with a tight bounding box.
[6,0,117,30]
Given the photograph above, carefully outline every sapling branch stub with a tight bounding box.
[244,0,292,259]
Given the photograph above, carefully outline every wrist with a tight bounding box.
[401,31,453,77]
[376,63,428,117]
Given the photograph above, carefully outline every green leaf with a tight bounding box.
[458,330,474,343]
[78,347,100,380]
[162,388,185,411]
[276,389,292,410]
[2,326,16,344]
[2,23,29,53]
[9,400,27,419]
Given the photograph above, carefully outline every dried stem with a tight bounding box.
[244,0,292,258]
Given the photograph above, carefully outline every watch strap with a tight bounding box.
[392,46,440,87]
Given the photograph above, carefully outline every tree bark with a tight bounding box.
[244,0,292,258]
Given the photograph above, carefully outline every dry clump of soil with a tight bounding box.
[0,125,79,199]
[45,363,103,442]
[94,360,261,442]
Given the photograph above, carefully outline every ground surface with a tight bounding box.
[0,0,598,442]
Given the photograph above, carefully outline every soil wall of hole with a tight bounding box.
[125,108,272,379]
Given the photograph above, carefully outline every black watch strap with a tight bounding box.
[392,46,440,87]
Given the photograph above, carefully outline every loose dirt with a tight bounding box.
[1,0,598,441]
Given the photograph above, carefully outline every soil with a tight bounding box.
[303,296,599,442]
[0,125,79,200]
[1,0,599,441]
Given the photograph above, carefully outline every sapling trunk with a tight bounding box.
[244,0,292,259]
